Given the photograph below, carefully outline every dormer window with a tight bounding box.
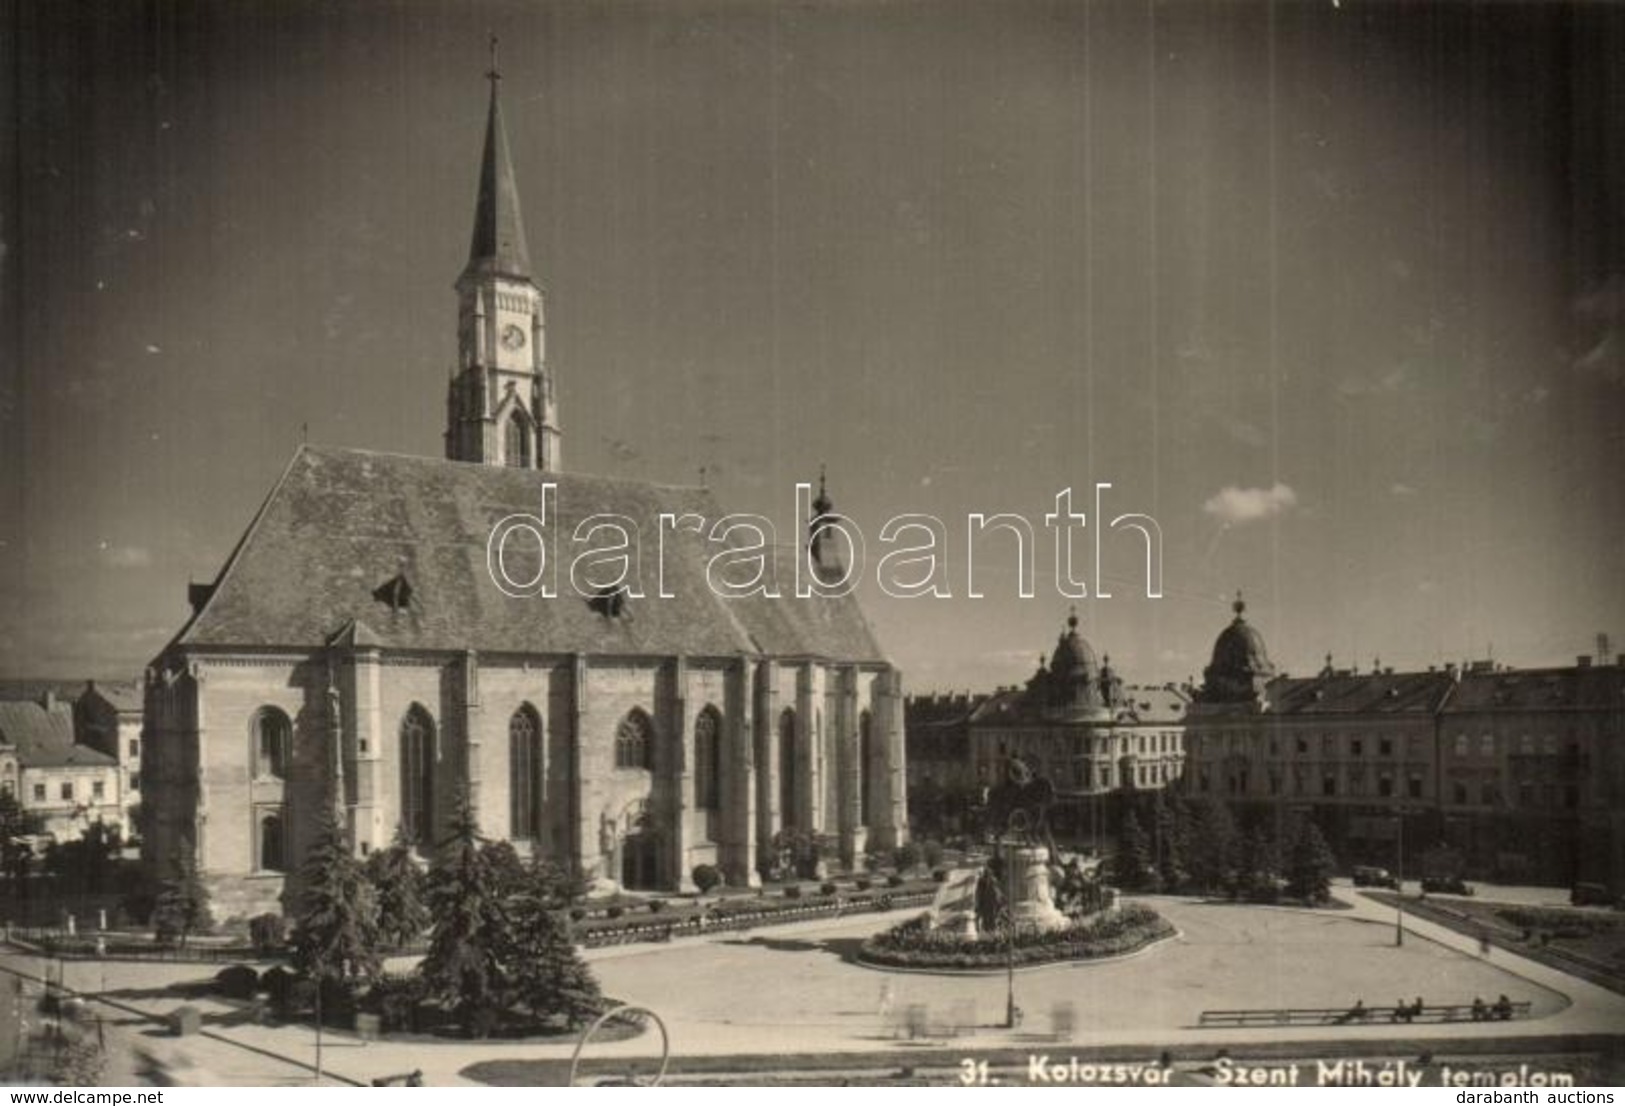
[374,573,413,612]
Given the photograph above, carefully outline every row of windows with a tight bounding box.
[25,780,112,802]
[247,699,874,853]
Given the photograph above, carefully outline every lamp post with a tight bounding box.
[1394,809,1406,948]
[1002,809,1029,1029]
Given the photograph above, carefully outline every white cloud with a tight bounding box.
[98,543,153,569]
[1202,483,1298,526]
[1389,483,1419,498]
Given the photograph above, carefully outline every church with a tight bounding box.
[141,66,907,920]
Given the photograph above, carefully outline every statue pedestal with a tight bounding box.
[1005,845,1070,933]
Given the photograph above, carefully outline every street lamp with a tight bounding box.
[1393,808,1406,948]
[1002,809,1029,1029]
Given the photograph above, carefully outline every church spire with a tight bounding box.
[445,42,560,472]
[465,35,533,283]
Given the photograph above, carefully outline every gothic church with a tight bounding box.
[142,68,907,918]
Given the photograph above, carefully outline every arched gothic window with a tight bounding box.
[505,411,530,468]
[778,708,798,828]
[509,704,544,840]
[400,704,437,845]
[615,709,654,771]
[252,707,292,780]
[258,808,286,872]
[695,707,722,812]
[858,709,874,825]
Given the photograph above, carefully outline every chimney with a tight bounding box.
[1577,655,1593,669]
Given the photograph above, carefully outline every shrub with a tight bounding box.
[569,908,587,923]
[859,904,1174,970]
[691,864,723,895]
[932,869,949,883]
[855,878,872,891]
[648,899,666,914]
[261,965,297,1009]
[921,839,945,870]
[365,973,426,1033]
[215,964,259,1000]
[893,842,922,873]
[248,913,286,955]
[820,882,837,896]
[607,905,625,919]
[784,885,802,900]
[886,873,905,888]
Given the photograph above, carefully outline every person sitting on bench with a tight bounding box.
[1335,999,1367,1024]
[1494,994,1513,1021]
[1392,997,1413,1023]
[1471,997,1487,1022]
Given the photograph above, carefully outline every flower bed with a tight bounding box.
[856,903,1174,971]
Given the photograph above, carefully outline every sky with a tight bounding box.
[2,0,1622,692]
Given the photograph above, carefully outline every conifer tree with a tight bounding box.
[152,849,212,948]
[1287,818,1338,905]
[1113,810,1153,890]
[289,811,382,988]
[501,889,602,1028]
[364,826,429,950]
[419,796,509,1037]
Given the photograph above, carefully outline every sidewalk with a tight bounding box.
[5,888,1620,1087]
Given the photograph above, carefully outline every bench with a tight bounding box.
[1198,1001,1531,1028]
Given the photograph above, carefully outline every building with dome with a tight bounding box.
[959,610,1188,847]
[1185,597,1625,886]
[140,66,907,919]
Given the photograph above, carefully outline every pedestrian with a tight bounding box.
[878,979,895,1022]
[1479,929,1491,957]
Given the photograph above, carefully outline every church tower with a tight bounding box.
[445,50,561,471]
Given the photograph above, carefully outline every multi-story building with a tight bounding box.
[75,681,144,816]
[957,611,1188,847]
[0,695,124,841]
[1183,598,1625,886]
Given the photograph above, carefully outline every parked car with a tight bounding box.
[1421,876,1474,896]
[1571,882,1618,908]
[1352,865,1399,889]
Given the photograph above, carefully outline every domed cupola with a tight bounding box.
[1200,591,1277,704]
[1041,608,1109,718]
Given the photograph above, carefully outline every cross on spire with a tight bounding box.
[487,32,501,84]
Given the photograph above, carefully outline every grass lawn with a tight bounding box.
[1370,892,1625,993]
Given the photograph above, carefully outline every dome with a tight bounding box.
[1048,610,1099,677]
[1201,593,1276,703]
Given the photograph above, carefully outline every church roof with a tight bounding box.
[170,446,889,664]
[464,77,533,283]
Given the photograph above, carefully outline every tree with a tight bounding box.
[500,889,602,1028]
[1154,792,1191,891]
[289,811,382,990]
[152,850,211,948]
[1113,810,1152,890]
[418,797,510,1037]
[1186,796,1239,894]
[530,856,592,911]
[1239,824,1281,901]
[1287,819,1338,905]
[0,792,42,885]
[364,827,430,950]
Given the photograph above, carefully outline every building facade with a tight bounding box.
[1183,599,1625,887]
[141,68,906,920]
[958,612,1188,847]
[0,696,124,841]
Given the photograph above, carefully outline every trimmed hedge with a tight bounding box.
[1498,906,1625,935]
[858,904,1174,971]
